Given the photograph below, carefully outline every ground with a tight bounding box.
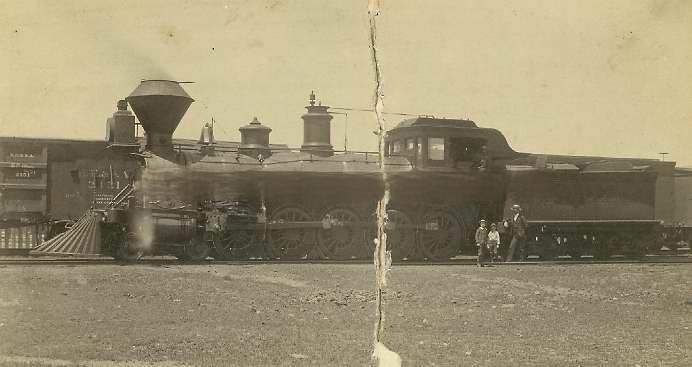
[0,263,690,366]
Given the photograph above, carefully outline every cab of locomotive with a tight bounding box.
[384,117,522,170]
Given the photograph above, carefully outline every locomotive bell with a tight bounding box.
[300,91,333,157]
[126,80,194,150]
[239,117,272,159]
[198,123,215,145]
[198,122,216,155]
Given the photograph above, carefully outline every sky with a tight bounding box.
[1,0,690,165]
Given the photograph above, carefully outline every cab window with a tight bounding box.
[392,141,402,154]
[450,137,488,167]
[427,137,445,161]
[406,138,415,152]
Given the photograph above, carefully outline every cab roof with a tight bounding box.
[390,117,478,131]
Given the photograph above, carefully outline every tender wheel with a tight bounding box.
[567,247,582,259]
[592,237,609,260]
[606,234,625,256]
[268,207,315,259]
[536,234,556,260]
[317,208,362,260]
[637,232,663,255]
[567,236,584,259]
[664,241,679,251]
[181,233,210,262]
[418,209,463,261]
[646,238,664,253]
[625,237,645,259]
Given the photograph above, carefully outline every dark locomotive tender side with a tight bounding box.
[92,80,685,261]
[505,165,661,259]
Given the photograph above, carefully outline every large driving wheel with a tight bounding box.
[418,210,463,261]
[268,207,314,259]
[213,230,254,260]
[368,209,416,260]
[317,208,362,260]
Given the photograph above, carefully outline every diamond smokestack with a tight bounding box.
[126,80,194,150]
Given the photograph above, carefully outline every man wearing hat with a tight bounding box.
[475,219,489,267]
[505,204,528,261]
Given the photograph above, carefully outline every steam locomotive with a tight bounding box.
[97,80,674,261]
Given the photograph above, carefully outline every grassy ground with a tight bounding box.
[0,263,690,366]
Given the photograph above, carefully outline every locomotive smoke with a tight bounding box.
[368,1,402,366]
[133,179,155,253]
[136,211,155,253]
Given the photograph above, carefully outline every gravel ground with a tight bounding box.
[0,263,690,366]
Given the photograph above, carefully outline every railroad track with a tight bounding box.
[0,255,690,266]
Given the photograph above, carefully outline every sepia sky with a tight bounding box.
[1,0,690,165]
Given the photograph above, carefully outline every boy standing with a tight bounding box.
[475,219,489,267]
[487,223,501,263]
